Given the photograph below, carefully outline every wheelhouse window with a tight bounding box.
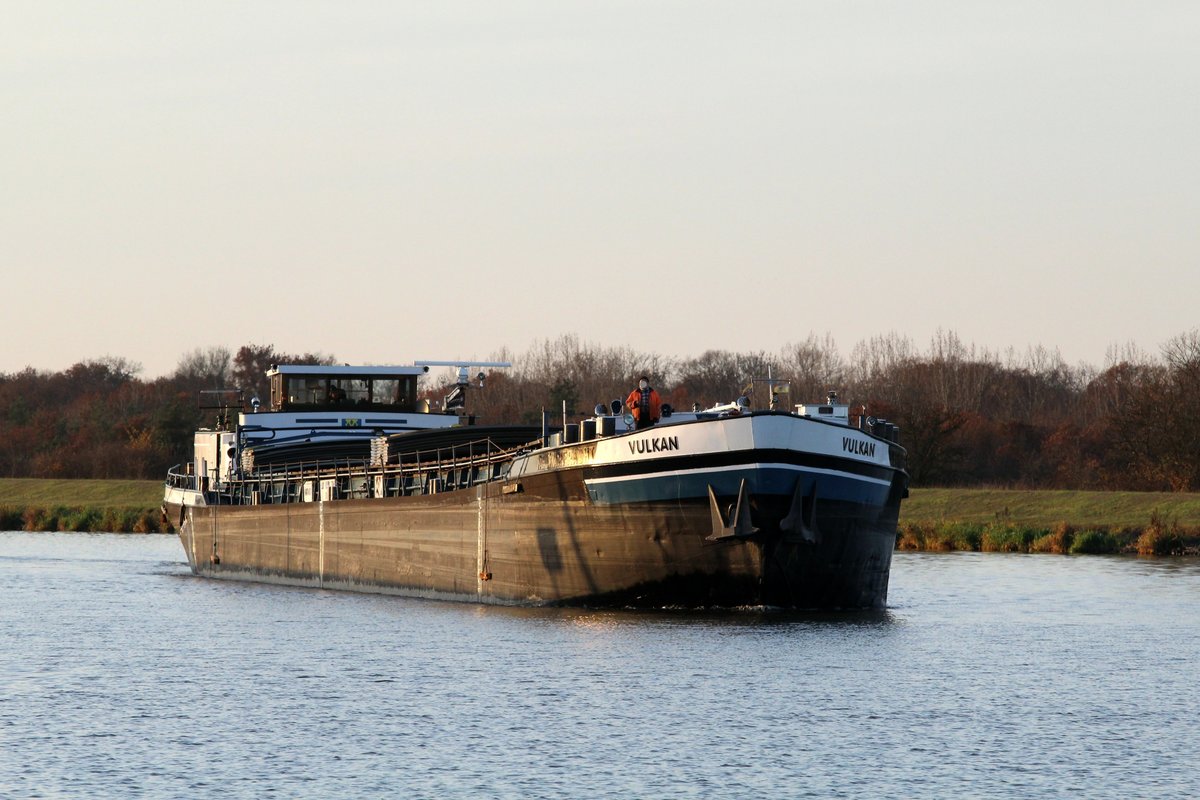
[327,379,369,406]
[285,377,326,406]
[270,372,418,413]
[372,379,399,405]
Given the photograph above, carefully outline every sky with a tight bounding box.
[3,1,1198,378]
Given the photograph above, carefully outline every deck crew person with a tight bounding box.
[626,376,662,430]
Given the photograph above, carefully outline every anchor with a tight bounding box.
[780,479,820,544]
[706,479,759,542]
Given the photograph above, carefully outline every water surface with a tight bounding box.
[1,532,1197,798]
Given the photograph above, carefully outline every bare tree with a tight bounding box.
[173,346,232,390]
[676,350,774,409]
[231,344,336,403]
[778,333,845,402]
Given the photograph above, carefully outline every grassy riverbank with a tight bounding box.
[900,488,1200,555]
[3,479,1200,552]
[0,478,166,533]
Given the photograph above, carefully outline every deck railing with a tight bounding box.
[181,435,536,506]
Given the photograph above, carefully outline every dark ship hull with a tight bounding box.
[166,414,906,608]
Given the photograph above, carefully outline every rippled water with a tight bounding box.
[1,532,1198,799]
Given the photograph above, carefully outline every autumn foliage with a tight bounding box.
[2,331,1198,491]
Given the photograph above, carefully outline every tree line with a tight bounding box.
[1,332,1197,491]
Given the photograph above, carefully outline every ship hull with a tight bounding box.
[166,454,902,608]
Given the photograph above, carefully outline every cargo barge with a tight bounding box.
[163,361,908,608]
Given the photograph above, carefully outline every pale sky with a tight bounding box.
[3,1,1197,377]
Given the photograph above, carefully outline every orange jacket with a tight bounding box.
[625,386,662,423]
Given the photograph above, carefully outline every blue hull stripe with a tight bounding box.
[584,464,892,507]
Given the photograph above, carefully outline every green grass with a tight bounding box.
[899,488,1200,555]
[901,488,1200,529]
[0,478,166,533]
[0,478,163,509]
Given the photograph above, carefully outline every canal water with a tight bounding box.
[1,531,1197,799]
